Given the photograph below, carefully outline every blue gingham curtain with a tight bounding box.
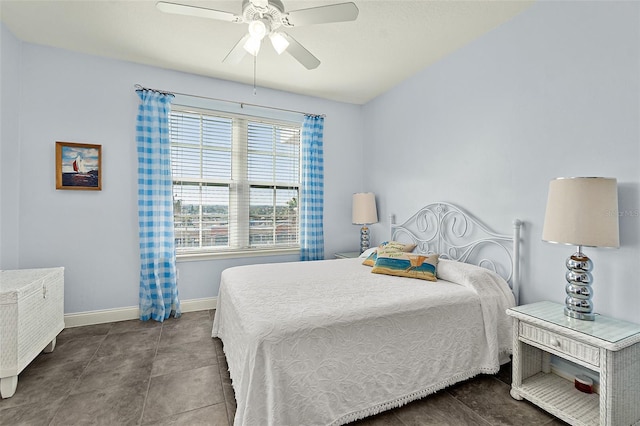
[135,89,181,322]
[299,115,325,261]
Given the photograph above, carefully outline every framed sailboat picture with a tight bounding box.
[56,141,102,190]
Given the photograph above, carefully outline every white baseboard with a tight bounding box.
[63,297,217,328]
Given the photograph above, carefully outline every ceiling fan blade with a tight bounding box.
[285,2,359,27]
[156,1,240,22]
[223,34,251,64]
[281,33,320,70]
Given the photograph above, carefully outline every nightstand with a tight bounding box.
[334,251,361,259]
[507,301,640,426]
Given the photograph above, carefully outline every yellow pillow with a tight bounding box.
[379,241,417,252]
[361,250,379,266]
[371,251,439,281]
[361,241,417,267]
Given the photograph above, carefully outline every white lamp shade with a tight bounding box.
[248,20,268,40]
[352,193,378,225]
[542,177,619,248]
[269,32,289,54]
[243,36,261,56]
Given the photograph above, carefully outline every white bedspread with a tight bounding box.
[212,258,515,426]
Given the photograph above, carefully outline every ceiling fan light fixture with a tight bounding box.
[269,32,289,54]
[248,20,268,40]
[243,36,262,56]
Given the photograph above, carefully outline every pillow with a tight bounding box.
[359,247,378,259]
[371,250,439,281]
[361,250,378,267]
[362,241,417,267]
[378,240,417,252]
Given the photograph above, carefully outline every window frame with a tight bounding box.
[170,104,302,260]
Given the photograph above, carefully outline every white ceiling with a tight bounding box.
[0,0,534,104]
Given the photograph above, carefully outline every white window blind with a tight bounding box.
[169,106,301,256]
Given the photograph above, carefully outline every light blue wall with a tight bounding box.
[3,1,639,324]
[363,1,640,323]
[2,37,363,314]
[0,24,21,270]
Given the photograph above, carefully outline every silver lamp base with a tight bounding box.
[360,225,370,254]
[564,247,595,321]
[564,307,595,321]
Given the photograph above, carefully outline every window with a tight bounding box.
[169,106,301,256]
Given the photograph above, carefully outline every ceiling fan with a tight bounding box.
[156,0,359,70]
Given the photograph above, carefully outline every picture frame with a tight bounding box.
[55,141,102,190]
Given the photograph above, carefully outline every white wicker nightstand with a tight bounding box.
[507,301,640,426]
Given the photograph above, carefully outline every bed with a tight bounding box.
[212,202,522,426]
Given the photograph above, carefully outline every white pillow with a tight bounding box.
[358,247,378,258]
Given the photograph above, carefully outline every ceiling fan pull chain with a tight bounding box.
[253,55,258,96]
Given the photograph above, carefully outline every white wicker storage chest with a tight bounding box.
[0,267,64,398]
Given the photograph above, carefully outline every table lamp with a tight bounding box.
[542,177,620,320]
[352,192,378,254]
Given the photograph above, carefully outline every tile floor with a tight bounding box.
[0,310,566,426]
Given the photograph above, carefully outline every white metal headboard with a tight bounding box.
[390,202,522,303]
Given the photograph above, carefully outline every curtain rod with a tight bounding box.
[134,84,325,118]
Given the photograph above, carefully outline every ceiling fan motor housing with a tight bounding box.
[242,0,288,31]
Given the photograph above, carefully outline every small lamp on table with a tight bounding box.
[352,192,378,254]
[542,177,620,321]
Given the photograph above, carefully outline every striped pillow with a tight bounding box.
[371,251,439,281]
